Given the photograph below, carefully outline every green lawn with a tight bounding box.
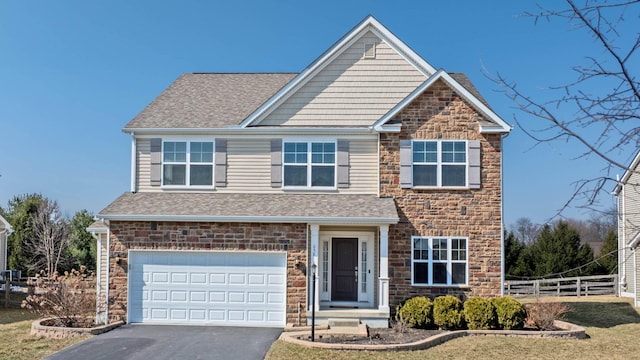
[0,307,91,360]
[266,296,640,360]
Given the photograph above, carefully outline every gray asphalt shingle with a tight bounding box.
[124,73,297,129]
[99,192,399,223]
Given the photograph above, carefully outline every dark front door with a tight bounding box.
[331,238,358,301]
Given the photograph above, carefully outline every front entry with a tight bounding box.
[331,238,358,301]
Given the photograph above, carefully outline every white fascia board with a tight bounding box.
[238,15,435,128]
[0,215,12,234]
[614,151,640,195]
[86,226,108,234]
[123,127,374,136]
[98,214,399,225]
[373,70,513,134]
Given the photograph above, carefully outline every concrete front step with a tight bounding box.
[328,318,360,328]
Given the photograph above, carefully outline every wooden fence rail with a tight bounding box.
[1,279,34,308]
[504,274,618,298]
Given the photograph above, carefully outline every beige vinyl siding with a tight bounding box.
[96,233,108,323]
[260,30,426,127]
[136,138,158,193]
[0,232,6,271]
[135,137,378,194]
[623,169,640,294]
[224,139,272,192]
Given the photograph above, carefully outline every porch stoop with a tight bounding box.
[309,309,390,329]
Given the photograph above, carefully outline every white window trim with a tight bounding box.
[411,236,469,287]
[412,139,468,189]
[282,139,337,190]
[161,139,215,189]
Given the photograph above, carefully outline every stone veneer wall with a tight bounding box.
[107,221,307,325]
[380,79,503,308]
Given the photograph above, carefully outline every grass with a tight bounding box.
[0,307,92,360]
[266,296,640,360]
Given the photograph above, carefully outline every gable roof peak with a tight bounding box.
[239,16,437,128]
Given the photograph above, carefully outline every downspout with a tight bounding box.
[500,131,509,296]
[105,220,110,325]
[130,133,137,193]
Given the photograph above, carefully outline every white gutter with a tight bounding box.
[122,127,375,136]
[130,133,136,193]
[98,214,399,225]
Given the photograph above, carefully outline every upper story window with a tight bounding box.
[283,141,336,188]
[413,140,467,187]
[163,140,214,187]
[412,236,468,286]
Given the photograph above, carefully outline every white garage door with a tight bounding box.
[128,251,287,327]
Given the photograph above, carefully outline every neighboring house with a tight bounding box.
[95,16,511,328]
[0,215,12,273]
[614,152,640,307]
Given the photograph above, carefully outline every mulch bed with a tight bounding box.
[314,328,445,345]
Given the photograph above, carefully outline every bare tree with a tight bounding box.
[26,199,70,276]
[494,0,640,215]
[510,217,541,245]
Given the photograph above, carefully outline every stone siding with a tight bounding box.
[107,221,307,325]
[380,79,503,308]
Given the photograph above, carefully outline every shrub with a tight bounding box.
[22,266,96,328]
[463,297,497,330]
[433,295,465,330]
[524,300,570,330]
[395,296,434,328]
[492,297,526,330]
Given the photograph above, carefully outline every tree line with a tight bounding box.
[505,214,618,279]
[0,193,96,277]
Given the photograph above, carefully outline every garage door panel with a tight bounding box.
[129,251,286,327]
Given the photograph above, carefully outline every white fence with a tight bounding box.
[504,275,618,298]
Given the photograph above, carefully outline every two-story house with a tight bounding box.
[93,16,511,328]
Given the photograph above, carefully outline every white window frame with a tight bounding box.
[411,236,469,287]
[282,139,337,189]
[161,139,215,189]
[412,140,468,188]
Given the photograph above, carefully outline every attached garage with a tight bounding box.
[128,250,287,327]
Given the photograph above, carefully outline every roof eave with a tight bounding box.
[97,214,399,225]
[122,127,375,136]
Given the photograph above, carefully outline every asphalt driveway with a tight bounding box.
[45,324,282,360]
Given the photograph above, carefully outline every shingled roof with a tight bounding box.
[99,192,399,224]
[124,73,297,129]
[122,71,501,130]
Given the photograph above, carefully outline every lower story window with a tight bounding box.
[411,236,468,286]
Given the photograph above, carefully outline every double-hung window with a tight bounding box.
[413,140,467,187]
[283,141,336,188]
[163,140,214,187]
[412,236,468,286]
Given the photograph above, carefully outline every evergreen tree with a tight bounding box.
[2,194,43,274]
[67,210,96,271]
[504,231,525,277]
[598,230,618,274]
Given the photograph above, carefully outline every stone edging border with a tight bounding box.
[279,320,586,351]
[31,318,125,339]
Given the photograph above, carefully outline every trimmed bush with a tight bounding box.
[395,296,434,329]
[433,295,465,330]
[463,297,497,330]
[492,297,526,330]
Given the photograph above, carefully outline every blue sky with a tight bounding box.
[0,0,629,226]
